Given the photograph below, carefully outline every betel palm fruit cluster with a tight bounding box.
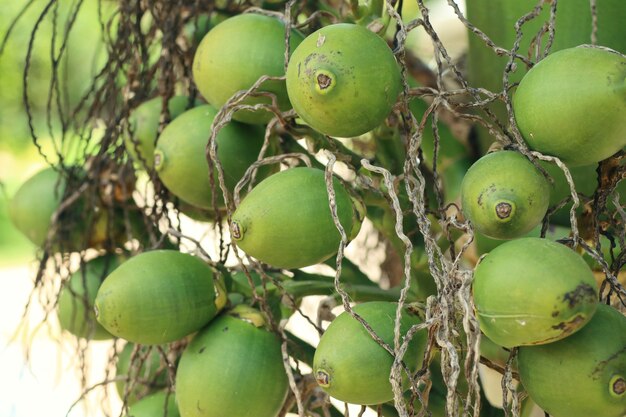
[5,1,625,417]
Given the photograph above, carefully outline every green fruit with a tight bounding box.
[127,391,179,417]
[313,301,427,405]
[57,255,119,340]
[154,105,269,211]
[231,167,363,269]
[518,304,626,417]
[461,151,550,240]
[125,96,194,169]
[286,23,402,138]
[473,237,598,348]
[94,250,224,344]
[514,46,626,167]
[176,307,289,417]
[116,343,169,404]
[473,223,571,257]
[193,13,304,124]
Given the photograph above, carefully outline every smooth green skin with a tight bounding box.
[154,105,267,211]
[231,167,361,269]
[94,250,218,344]
[518,304,626,417]
[461,151,550,240]
[514,46,626,167]
[473,237,598,348]
[193,14,304,125]
[9,168,65,247]
[125,96,195,169]
[286,23,401,138]
[57,255,119,340]
[176,313,288,417]
[313,301,427,405]
[467,0,626,153]
[116,343,168,405]
[474,223,571,257]
[127,391,179,417]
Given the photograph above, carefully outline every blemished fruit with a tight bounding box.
[176,306,289,417]
[115,343,169,404]
[94,250,226,344]
[472,237,598,348]
[193,13,304,124]
[154,105,268,211]
[57,255,120,340]
[461,151,550,240]
[126,390,179,417]
[518,304,626,417]
[125,96,195,169]
[231,167,364,269]
[514,45,626,166]
[313,301,427,405]
[286,23,402,138]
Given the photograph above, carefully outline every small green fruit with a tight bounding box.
[313,301,427,405]
[518,304,626,417]
[115,343,169,404]
[154,105,268,211]
[514,46,626,166]
[231,167,363,269]
[57,255,119,340]
[461,151,550,239]
[125,96,194,169]
[193,13,304,124]
[176,308,288,417]
[473,237,598,347]
[126,391,179,417]
[94,250,224,344]
[286,23,402,137]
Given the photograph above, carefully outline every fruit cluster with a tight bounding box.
[7,2,626,417]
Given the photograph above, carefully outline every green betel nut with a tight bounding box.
[230,167,363,269]
[286,23,402,138]
[472,237,598,348]
[94,250,222,344]
[518,304,626,417]
[313,301,427,405]
[514,45,626,167]
[461,150,550,240]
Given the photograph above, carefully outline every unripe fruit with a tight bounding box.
[518,304,626,417]
[115,343,169,404]
[313,301,427,405]
[176,306,288,417]
[126,391,179,417]
[154,105,267,211]
[286,23,402,137]
[231,167,364,269]
[94,250,225,344]
[193,13,304,124]
[514,46,626,166]
[461,151,550,240]
[473,237,598,347]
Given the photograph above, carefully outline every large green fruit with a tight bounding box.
[176,306,289,417]
[473,237,598,348]
[57,255,120,340]
[193,13,304,124]
[124,96,195,169]
[518,304,626,417]
[231,167,364,269]
[313,301,427,405]
[127,391,179,417]
[286,23,402,138]
[461,151,550,240]
[116,343,169,404]
[94,250,224,344]
[514,46,626,166]
[154,105,268,211]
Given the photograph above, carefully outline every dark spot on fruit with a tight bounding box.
[222,326,229,332]
[317,73,332,90]
[551,310,559,317]
[231,221,242,240]
[477,192,484,207]
[592,345,626,377]
[612,378,626,395]
[551,314,585,335]
[198,346,205,354]
[315,370,331,387]
[495,202,512,219]
[562,283,596,308]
